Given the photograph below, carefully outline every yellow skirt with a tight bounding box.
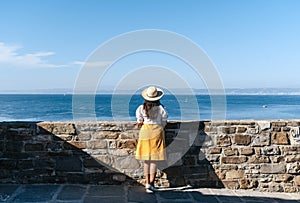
[135,124,166,160]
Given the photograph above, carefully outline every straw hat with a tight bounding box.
[142,86,164,101]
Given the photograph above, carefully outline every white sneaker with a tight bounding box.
[145,184,158,193]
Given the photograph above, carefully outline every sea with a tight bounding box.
[1,94,300,121]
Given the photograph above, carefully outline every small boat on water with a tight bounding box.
[262,105,268,108]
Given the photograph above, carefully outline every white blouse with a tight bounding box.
[136,105,168,125]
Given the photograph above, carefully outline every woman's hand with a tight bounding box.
[137,122,143,128]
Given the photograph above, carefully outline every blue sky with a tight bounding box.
[0,0,300,92]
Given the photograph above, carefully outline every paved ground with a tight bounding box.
[0,184,300,203]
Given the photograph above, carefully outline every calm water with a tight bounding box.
[1,94,300,121]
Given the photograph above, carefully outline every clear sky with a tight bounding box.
[0,0,300,92]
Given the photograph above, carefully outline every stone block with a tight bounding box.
[221,127,236,134]
[88,140,107,149]
[261,146,280,155]
[280,146,300,155]
[34,158,56,169]
[289,127,300,144]
[119,131,139,139]
[248,156,270,163]
[273,127,282,132]
[271,156,285,163]
[236,126,247,133]
[285,155,300,163]
[226,170,245,179]
[240,147,254,155]
[107,149,130,156]
[204,126,217,134]
[83,157,101,168]
[272,121,287,127]
[272,132,290,145]
[223,148,238,156]
[107,140,116,149]
[167,152,183,166]
[205,154,220,162]
[183,165,208,175]
[208,147,222,154]
[6,141,23,152]
[282,126,291,131]
[294,175,300,186]
[182,156,196,165]
[287,163,300,174]
[287,121,300,127]
[112,174,127,182]
[0,160,16,169]
[74,133,91,141]
[233,134,251,145]
[98,123,123,131]
[54,134,73,141]
[55,156,82,172]
[94,155,111,166]
[164,166,182,177]
[257,121,271,131]
[52,123,76,135]
[216,134,231,147]
[222,180,239,189]
[114,156,140,170]
[247,127,259,134]
[17,160,34,169]
[239,179,249,189]
[24,143,44,151]
[261,163,286,174]
[252,132,270,146]
[284,186,298,193]
[269,183,284,192]
[67,141,86,149]
[116,140,137,149]
[274,174,293,183]
[46,142,63,152]
[221,156,247,164]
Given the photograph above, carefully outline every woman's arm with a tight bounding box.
[136,105,144,127]
[161,105,168,128]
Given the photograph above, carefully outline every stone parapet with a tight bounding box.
[0,120,300,193]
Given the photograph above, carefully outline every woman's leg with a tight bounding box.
[149,161,157,186]
[144,160,150,185]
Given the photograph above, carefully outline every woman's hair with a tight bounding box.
[143,100,161,119]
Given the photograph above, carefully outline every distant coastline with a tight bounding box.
[1,88,300,95]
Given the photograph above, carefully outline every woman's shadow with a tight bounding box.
[157,121,224,188]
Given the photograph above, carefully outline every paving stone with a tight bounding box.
[160,201,193,203]
[84,196,126,203]
[239,196,273,203]
[190,192,219,203]
[87,185,125,197]
[1,184,300,203]
[57,185,87,201]
[158,191,191,200]
[128,186,156,203]
[215,195,243,202]
[0,185,19,202]
[12,185,59,202]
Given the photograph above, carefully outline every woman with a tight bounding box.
[135,86,168,193]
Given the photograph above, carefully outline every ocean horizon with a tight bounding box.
[1,93,300,122]
[2,88,300,95]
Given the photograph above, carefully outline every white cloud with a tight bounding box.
[0,42,67,68]
[72,60,112,67]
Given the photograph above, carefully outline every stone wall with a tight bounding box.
[0,120,299,193]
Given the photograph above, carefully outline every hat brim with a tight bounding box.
[142,88,164,101]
